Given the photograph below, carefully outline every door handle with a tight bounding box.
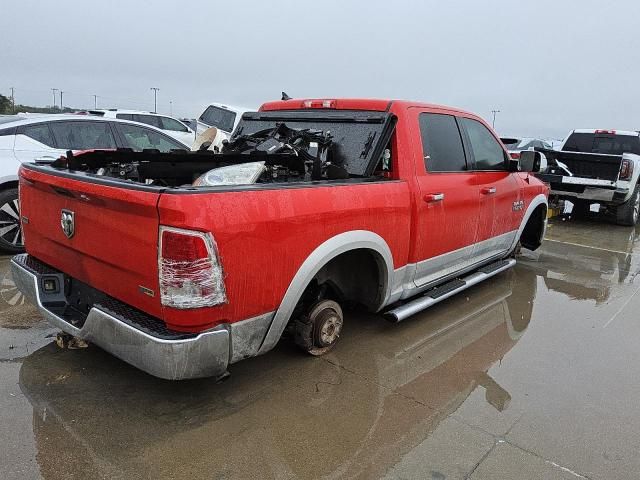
[423,193,445,203]
[481,187,497,195]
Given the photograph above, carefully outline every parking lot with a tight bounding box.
[0,216,637,480]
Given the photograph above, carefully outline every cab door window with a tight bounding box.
[460,118,506,170]
[49,121,116,150]
[114,123,186,152]
[419,113,467,172]
[19,123,56,147]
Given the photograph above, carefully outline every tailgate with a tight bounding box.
[19,165,163,318]
[539,148,622,181]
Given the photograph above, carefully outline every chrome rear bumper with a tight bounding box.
[11,255,230,380]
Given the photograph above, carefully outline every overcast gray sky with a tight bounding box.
[2,0,639,139]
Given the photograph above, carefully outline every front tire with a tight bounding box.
[293,300,344,356]
[615,186,640,226]
[0,188,24,254]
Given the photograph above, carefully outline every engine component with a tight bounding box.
[193,162,266,186]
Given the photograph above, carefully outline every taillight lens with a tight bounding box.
[159,227,226,309]
[620,159,634,180]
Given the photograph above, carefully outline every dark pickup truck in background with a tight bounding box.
[536,129,640,225]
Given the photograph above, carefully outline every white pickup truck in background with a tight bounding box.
[537,129,640,225]
[196,102,251,136]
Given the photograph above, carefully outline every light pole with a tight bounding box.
[60,91,64,111]
[52,88,58,109]
[93,94,98,109]
[10,87,15,113]
[491,109,501,130]
[169,100,172,116]
[150,87,159,113]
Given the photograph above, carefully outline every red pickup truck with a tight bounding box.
[12,98,548,380]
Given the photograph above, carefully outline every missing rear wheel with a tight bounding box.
[293,299,344,356]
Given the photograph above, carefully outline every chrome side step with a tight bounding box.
[384,258,516,323]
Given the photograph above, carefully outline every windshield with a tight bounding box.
[199,106,236,133]
[563,132,640,155]
[229,110,395,177]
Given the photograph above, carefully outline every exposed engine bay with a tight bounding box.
[50,110,396,188]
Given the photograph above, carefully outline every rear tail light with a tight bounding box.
[510,152,521,160]
[595,129,616,135]
[302,99,337,109]
[620,159,634,180]
[158,227,226,309]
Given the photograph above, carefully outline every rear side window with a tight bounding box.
[50,121,116,150]
[460,118,506,170]
[20,124,55,147]
[199,106,236,132]
[160,116,189,132]
[115,113,134,121]
[115,123,187,152]
[419,113,467,172]
[132,114,162,129]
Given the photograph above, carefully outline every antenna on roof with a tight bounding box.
[281,91,291,101]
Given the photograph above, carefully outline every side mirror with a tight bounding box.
[519,150,542,173]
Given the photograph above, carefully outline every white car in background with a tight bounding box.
[196,102,251,136]
[0,115,189,253]
[88,109,196,146]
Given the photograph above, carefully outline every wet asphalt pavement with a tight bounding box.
[2,216,640,480]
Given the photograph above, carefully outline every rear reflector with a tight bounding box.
[510,152,521,160]
[302,99,337,109]
[159,227,226,309]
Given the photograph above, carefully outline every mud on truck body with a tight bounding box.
[12,98,548,380]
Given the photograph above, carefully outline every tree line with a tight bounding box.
[0,94,76,115]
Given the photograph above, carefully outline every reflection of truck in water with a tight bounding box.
[19,266,537,479]
[531,224,640,303]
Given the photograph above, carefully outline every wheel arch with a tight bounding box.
[257,230,395,355]
[511,194,548,251]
